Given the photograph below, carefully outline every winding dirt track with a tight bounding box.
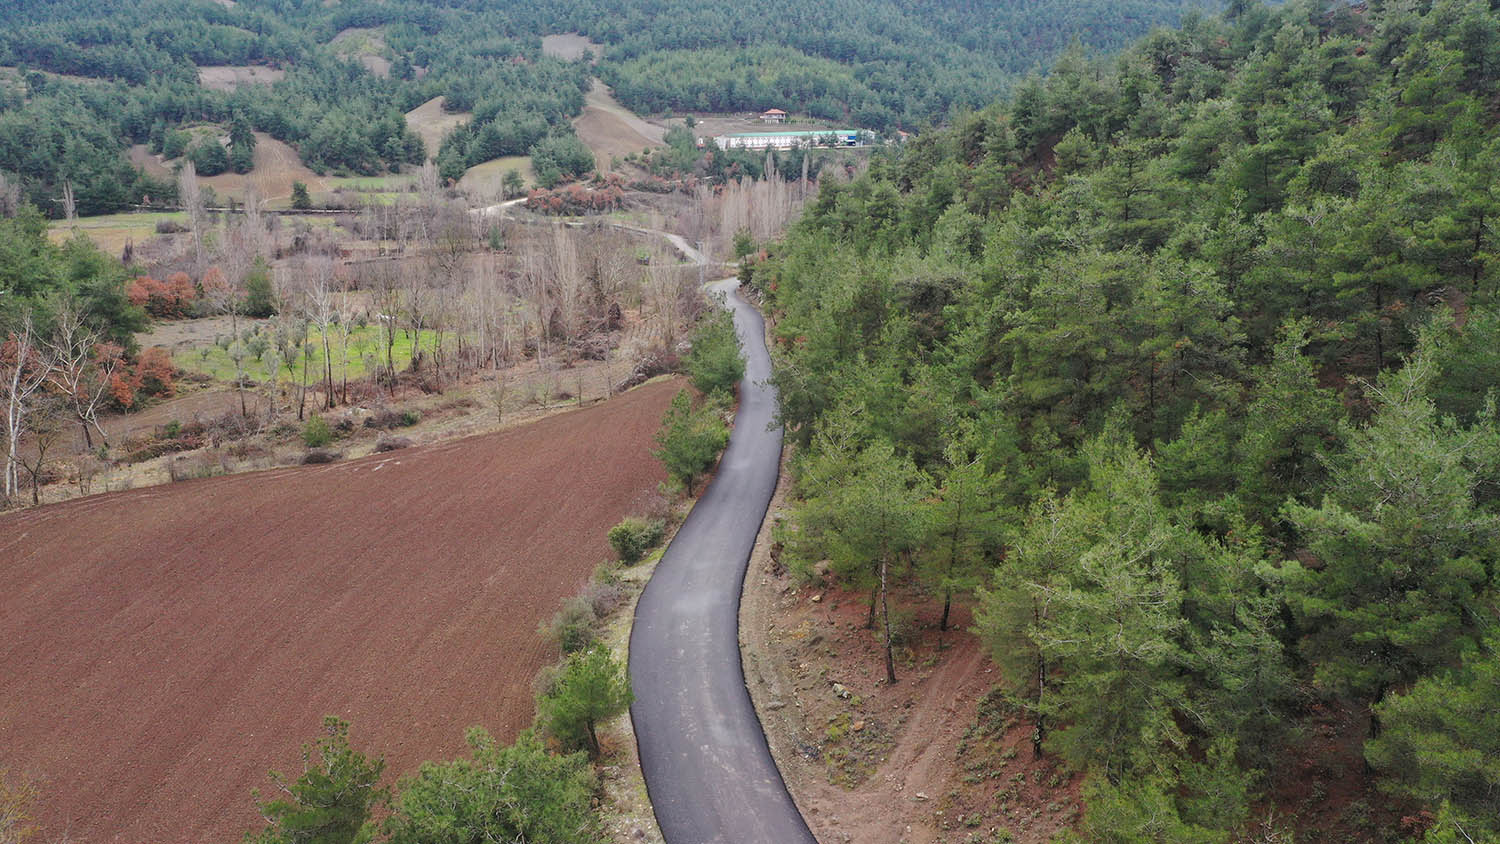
[0,379,679,844]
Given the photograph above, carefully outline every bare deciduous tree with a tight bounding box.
[551,225,586,359]
[201,266,250,417]
[46,301,121,450]
[61,181,76,225]
[2,314,52,501]
[0,172,21,218]
[178,161,207,273]
[18,392,67,505]
[292,255,338,411]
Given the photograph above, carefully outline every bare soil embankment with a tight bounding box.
[741,472,1082,843]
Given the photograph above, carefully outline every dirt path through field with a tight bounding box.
[0,379,681,844]
[574,79,666,172]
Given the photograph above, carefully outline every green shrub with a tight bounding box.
[732,228,755,259]
[686,308,744,395]
[653,390,731,495]
[608,516,666,565]
[302,415,333,448]
[244,716,386,844]
[400,409,421,427]
[381,728,600,844]
[541,596,596,654]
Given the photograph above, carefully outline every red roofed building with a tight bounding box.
[760,108,788,124]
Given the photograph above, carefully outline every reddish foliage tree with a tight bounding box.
[168,272,196,310]
[126,274,198,318]
[106,347,177,410]
[109,370,140,409]
[135,347,176,400]
[524,183,625,216]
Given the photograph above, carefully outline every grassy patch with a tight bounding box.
[323,173,415,193]
[50,211,189,252]
[174,323,444,386]
[460,156,534,197]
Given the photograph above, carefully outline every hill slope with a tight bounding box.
[748,0,1500,839]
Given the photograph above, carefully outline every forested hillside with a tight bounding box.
[750,0,1500,839]
[0,0,589,215]
[1,0,1207,217]
[534,0,1214,130]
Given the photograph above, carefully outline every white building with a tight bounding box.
[713,130,864,151]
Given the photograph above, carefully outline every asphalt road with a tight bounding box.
[629,278,818,844]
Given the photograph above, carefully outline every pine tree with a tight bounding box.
[536,646,633,758]
[1287,351,1499,715]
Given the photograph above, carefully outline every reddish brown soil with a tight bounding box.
[741,470,1081,844]
[0,379,682,844]
[745,577,1082,843]
[1260,700,1407,843]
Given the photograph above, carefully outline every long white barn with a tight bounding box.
[709,130,865,150]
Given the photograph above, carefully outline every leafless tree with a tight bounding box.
[551,225,585,358]
[420,199,473,385]
[45,301,121,450]
[365,261,402,391]
[17,392,67,505]
[61,181,76,225]
[260,333,283,424]
[241,186,265,258]
[517,231,551,366]
[201,266,250,417]
[2,314,52,501]
[641,242,691,350]
[0,172,21,218]
[178,161,207,272]
[292,255,338,410]
[335,279,355,405]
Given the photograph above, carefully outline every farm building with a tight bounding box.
[712,129,865,150]
[759,108,788,123]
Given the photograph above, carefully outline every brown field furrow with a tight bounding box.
[0,379,680,844]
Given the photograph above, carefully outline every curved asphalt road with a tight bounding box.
[629,277,818,844]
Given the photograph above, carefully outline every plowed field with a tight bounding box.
[574,79,665,172]
[0,379,680,843]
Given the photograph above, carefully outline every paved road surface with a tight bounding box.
[629,278,818,844]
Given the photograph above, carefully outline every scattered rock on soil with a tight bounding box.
[374,436,413,452]
[301,448,343,464]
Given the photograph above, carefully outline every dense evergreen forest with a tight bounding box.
[0,0,591,215]
[750,0,1500,839]
[0,0,1206,217]
[526,0,1214,130]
